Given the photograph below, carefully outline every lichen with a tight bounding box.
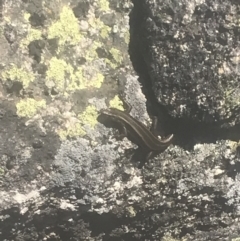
[88,18,110,41]
[16,98,46,118]
[46,57,74,92]
[126,206,136,217]
[85,41,101,62]
[58,123,86,140]
[23,12,31,21]
[232,238,240,241]
[20,28,42,47]
[89,73,104,88]
[105,47,123,69]
[109,95,124,110]
[124,31,130,44]
[109,47,123,64]
[57,105,99,139]
[46,58,104,93]
[1,65,35,89]
[98,0,110,12]
[48,6,82,46]
[78,105,98,129]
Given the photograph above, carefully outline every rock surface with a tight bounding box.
[130,0,240,128]
[0,0,239,241]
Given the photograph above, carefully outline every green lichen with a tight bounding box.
[46,57,74,92]
[100,25,111,39]
[0,168,4,176]
[48,6,82,46]
[232,238,240,241]
[16,98,46,118]
[98,0,110,12]
[20,28,42,47]
[46,58,104,93]
[58,105,99,139]
[224,87,240,107]
[58,123,86,140]
[162,234,184,241]
[124,31,130,44]
[88,18,110,40]
[23,13,31,21]
[67,67,85,91]
[90,73,104,88]
[109,95,124,111]
[126,206,136,217]
[105,47,123,69]
[1,65,35,89]
[110,47,123,64]
[78,105,98,129]
[85,41,101,62]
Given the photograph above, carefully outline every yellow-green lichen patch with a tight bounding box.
[110,47,123,64]
[20,28,42,47]
[109,95,124,111]
[105,47,123,69]
[100,24,111,39]
[0,168,4,176]
[58,106,99,139]
[84,41,101,62]
[88,18,111,41]
[23,13,31,21]
[1,65,35,89]
[89,72,104,88]
[124,31,130,44]
[58,123,86,140]
[98,0,110,12]
[46,58,104,93]
[46,57,74,92]
[16,98,46,118]
[232,238,240,241]
[67,67,104,91]
[125,206,136,217]
[224,87,240,108]
[67,67,85,91]
[48,6,82,46]
[78,105,99,129]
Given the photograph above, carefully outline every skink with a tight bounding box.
[100,100,174,163]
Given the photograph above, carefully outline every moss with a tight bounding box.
[16,98,46,118]
[109,95,124,111]
[58,123,86,140]
[48,6,82,47]
[78,105,98,129]
[1,65,35,89]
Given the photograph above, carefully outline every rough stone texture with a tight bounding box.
[0,0,240,241]
[130,0,240,128]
